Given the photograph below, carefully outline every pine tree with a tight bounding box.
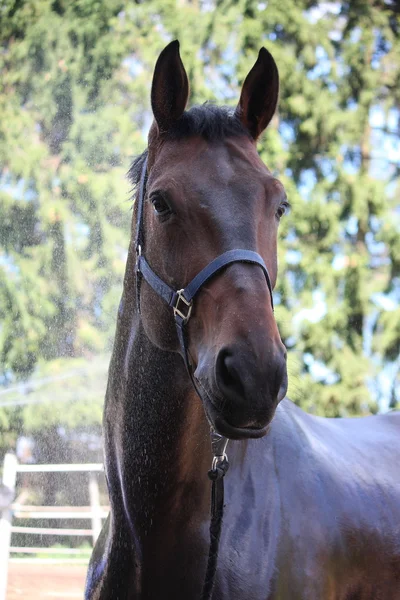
[1,1,136,377]
[202,0,400,415]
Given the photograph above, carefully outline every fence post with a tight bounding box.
[88,472,101,545]
[0,453,17,600]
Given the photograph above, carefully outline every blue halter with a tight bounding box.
[134,153,275,600]
[135,155,274,372]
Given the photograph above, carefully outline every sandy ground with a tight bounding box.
[7,563,87,599]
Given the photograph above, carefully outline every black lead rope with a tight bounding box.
[134,154,274,599]
[201,432,229,600]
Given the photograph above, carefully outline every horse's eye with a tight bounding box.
[276,201,290,220]
[151,194,170,216]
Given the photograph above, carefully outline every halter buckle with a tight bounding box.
[173,289,193,323]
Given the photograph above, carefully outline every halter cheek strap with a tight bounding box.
[135,155,274,371]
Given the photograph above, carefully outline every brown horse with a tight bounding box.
[85,41,400,599]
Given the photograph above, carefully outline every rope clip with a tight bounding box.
[210,430,229,473]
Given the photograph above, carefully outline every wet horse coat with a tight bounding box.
[85,42,400,599]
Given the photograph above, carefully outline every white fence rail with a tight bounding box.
[0,453,107,600]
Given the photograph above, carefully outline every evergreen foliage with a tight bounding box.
[0,0,399,453]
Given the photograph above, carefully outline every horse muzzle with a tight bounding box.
[195,341,288,440]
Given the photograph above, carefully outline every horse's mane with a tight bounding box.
[128,104,249,191]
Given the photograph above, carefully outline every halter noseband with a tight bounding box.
[134,153,274,600]
[135,155,274,372]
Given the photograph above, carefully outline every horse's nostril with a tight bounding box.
[216,348,245,400]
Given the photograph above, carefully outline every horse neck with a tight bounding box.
[105,258,212,539]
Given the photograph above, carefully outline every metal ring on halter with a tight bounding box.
[211,453,228,472]
[210,431,229,471]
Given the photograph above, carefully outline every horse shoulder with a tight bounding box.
[271,401,400,598]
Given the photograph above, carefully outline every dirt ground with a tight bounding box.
[7,563,87,599]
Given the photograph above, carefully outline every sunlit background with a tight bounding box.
[0,1,399,597]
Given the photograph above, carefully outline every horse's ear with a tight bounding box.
[151,40,189,134]
[235,48,279,141]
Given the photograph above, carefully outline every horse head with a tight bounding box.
[135,41,288,440]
